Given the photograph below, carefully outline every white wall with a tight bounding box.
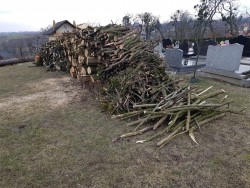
[49,23,75,41]
[55,23,75,34]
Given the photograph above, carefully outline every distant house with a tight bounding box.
[77,23,89,30]
[44,20,77,41]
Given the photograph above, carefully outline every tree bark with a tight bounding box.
[0,56,34,67]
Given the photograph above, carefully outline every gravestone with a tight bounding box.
[164,48,183,68]
[162,38,173,48]
[205,44,244,71]
[229,35,250,57]
[179,41,189,55]
[153,42,164,58]
[197,43,250,87]
[154,42,163,53]
[193,40,217,56]
[164,48,205,73]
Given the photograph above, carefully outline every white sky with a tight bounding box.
[0,0,249,32]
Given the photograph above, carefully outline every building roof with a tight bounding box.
[43,20,76,35]
[77,23,89,29]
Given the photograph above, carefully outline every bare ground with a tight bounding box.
[0,62,249,188]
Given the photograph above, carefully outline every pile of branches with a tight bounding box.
[100,60,179,113]
[113,86,243,147]
[37,24,178,113]
[37,24,243,147]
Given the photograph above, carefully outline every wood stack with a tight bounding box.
[38,40,68,71]
[38,24,179,113]
[39,24,164,80]
[37,25,243,147]
[61,27,99,84]
[38,24,166,91]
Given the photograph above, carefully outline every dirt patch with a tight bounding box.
[0,76,86,110]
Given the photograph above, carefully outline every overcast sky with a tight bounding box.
[0,0,249,32]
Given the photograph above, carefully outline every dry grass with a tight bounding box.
[0,62,249,188]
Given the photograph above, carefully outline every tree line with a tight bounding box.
[0,32,48,59]
[122,0,250,42]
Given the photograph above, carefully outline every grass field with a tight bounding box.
[0,62,249,188]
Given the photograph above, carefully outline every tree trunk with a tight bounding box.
[0,56,34,67]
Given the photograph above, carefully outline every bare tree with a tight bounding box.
[135,12,159,40]
[191,0,224,82]
[219,0,241,37]
[122,14,132,27]
[40,25,51,34]
[242,7,250,36]
[160,22,175,39]
[170,10,193,42]
[246,8,250,17]
[153,19,165,41]
[205,1,221,39]
[205,19,228,38]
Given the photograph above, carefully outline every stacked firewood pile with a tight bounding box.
[61,25,165,84]
[37,24,243,147]
[37,40,68,71]
[38,25,165,79]
[60,27,99,79]
[38,24,178,112]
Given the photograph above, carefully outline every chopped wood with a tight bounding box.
[36,24,244,148]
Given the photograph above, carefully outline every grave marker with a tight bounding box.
[205,44,244,71]
[164,48,183,68]
[164,48,205,73]
[194,40,217,56]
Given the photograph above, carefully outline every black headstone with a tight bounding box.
[193,40,217,56]
[229,35,250,57]
[179,41,189,55]
[162,38,173,48]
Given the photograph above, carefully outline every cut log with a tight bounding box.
[78,55,85,64]
[87,67,91,75]
[87,66,97,75]
[78,66,87,75]
[72,58,78,66]
[68,55,72,62]
[70,66,77,78]
[84,48,88,57]
[0,56,34,67]
[86,56,98,65]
